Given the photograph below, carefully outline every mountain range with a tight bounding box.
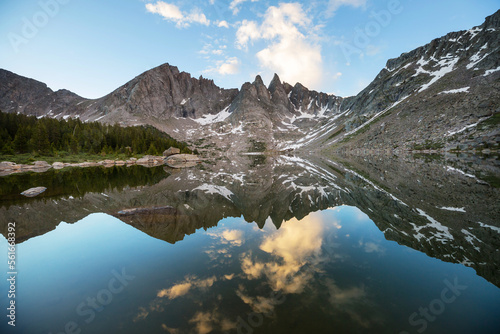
[1,10,499,154]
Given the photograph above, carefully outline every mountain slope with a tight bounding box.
[316,9,500,153]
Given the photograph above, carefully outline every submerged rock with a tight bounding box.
[117,206,175,216]
[21,187,47,197]
[165,154,200,168]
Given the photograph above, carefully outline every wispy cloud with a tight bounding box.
[230,0,259,15]
[145,1,210,28]
[327,0,367,14]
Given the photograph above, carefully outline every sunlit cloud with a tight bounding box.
[157,281,192,299]
[240,214,325,293]
[189,311,215,334]
[237,286,278,315]
[260,216,324,264]
[221,229,244,245]
[161,324,180,333]
[157,275,217,299]
[207,228,245,245]
[134,306,149,322]
[241,253,265,279]
[224,273,235,280]
[235,3,324,89]
[146,1,210,28]
[188,309,237,334]
[236,20,260,50]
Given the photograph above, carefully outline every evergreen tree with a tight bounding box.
[13,126,29,153]
[30,123,50,154]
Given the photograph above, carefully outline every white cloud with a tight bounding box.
[327,0,367,13]
[221,229,244,245]
[217,20,230,28]
[235,20,261,50]
[145,1,210,28]
[235,3,324,88]
[230,0,259,15]
[205,57,240,75]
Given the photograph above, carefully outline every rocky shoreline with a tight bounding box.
[0,155,168,176]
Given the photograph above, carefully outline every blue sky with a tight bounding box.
[1,0,498,99]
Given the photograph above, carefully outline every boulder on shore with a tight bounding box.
[33,161,51,168]
[52,162,65,169]
[163,147,181,157]
[136,155,155,164]
[21,186,47,197]
[0,161,16,169]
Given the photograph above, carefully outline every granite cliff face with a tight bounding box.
[1,10,499,153]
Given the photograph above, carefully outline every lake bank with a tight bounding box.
[0,155,167,176]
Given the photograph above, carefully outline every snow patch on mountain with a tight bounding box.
[193,106,231,125]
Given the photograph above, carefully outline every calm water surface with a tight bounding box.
[0,154,499,333]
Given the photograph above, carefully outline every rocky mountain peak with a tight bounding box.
[154,62,179,75]
[268,73,292,111]
[268,73,282,92]
[484,9,500,29]
[253,75,264,86]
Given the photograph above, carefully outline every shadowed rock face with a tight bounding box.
[0,69,85,118]
[90,63,239,122]
[1,153,499,287]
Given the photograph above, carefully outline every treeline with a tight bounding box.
[0,111,192,156]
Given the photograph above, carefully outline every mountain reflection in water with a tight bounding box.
[0,153,499,333]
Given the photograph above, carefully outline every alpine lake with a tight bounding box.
[1,152,499,334]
